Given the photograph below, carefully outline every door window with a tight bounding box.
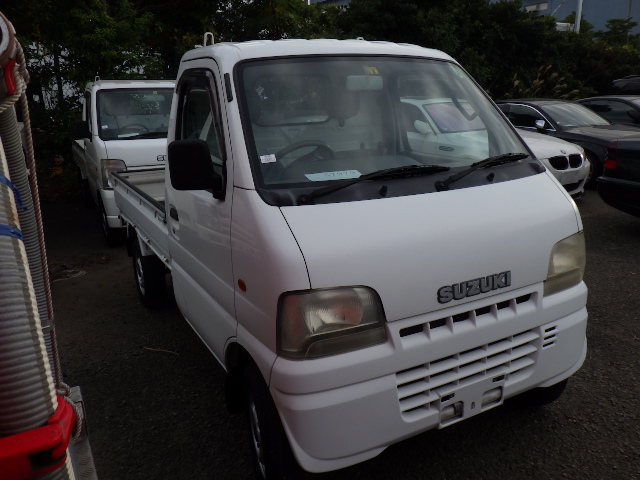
[501,104,547,129]
[588,100,636,124]
[178,74,225,167]
[84,92,92,135]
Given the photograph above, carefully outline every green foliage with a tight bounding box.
[596,18,640,47]
[3,0,640,200]
[562,12,596,35]
[503,65,581,99]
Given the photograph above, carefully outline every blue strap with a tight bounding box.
[0,174,27,210]
[0,224,23,241]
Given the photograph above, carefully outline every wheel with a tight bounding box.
[77,168,95,208]
[98,198,124,246]
[584,152,600,189]
[120,123,149,134]
[513,379,568,408]
[244,362,307,480]
[132,239,166,308]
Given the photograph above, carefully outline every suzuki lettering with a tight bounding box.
[438,271,512,303]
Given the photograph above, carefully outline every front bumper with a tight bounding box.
[548,159,590,197]
[270,281,588,473]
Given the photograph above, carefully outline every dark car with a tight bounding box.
[495,98,640,184]
[577,96,640,127]
[597,138,640,218]
[609,75,640,95]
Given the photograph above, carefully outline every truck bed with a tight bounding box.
[112,169,170,266]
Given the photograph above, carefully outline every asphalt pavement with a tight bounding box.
[43,191,640,480]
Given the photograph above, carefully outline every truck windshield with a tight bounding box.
[97,88,173,140]
[238,56,531,204]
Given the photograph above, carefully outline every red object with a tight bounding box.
[0,396,77,479]
[3,57,16,95]
[604,139,618,170]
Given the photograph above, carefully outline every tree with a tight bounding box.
[596,18,640,47]
[562,12,596,35]
[224,0,341,42]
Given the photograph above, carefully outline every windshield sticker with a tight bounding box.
[305,170,361,181]
[260,154,277,164]
[364,66,380,75]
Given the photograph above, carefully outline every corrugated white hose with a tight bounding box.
[0,37,63,388]
[0,13,75,479]
[0,134,57,434]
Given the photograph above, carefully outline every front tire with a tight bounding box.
[584,152,600,189]
[513,379,568,408]
[132,239,166,308]
[98,197,124,246]
[244,362,307,480]
[77,168,95,208]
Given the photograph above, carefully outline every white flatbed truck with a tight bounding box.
[113,37,588,479]
[72,79,175,244]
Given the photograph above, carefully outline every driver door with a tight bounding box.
[166,65,236,364]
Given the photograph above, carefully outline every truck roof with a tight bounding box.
[180,38,455,67]
[86,79,176,91]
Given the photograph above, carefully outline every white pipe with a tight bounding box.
[574,0,583,33]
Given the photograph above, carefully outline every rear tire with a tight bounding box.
[244,362,307,480]
[132,239,166,308]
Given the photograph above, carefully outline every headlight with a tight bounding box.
[101,159,126,188]
[544,232,586,296]
[277,286,387,359]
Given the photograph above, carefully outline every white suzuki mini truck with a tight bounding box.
[72,79,175,244]
[113,38,588,479]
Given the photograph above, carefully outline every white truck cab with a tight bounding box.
[113,39,587,479]
[72,79,175,244]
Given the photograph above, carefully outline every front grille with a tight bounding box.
[393,291,558,420]
[399,293,533,339]
[548,154,583,171]
[396,328,540,418]
[549,155,569,170]
[569,154,583,168]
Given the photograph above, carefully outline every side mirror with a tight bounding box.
[168,139,225,200]
[535,119,547,133]
[627,110,640,123]
[414,120,432,136]
[75,121,91,139]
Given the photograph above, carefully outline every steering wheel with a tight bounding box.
[275,140,335,175]
[120,123,149,134]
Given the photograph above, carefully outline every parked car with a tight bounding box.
[401,98,590,197]
[597,138,640,218]
[495,99,640,185]
[577,96,640,127]
[401,97,490,162]
[518,130,590,198]
[609,75,640,95]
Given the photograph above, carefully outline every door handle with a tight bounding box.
[169,206,179,221]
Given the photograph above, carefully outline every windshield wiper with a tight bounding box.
[298,164,450,205]
[434,153,529,192]
[122,131,168,140]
